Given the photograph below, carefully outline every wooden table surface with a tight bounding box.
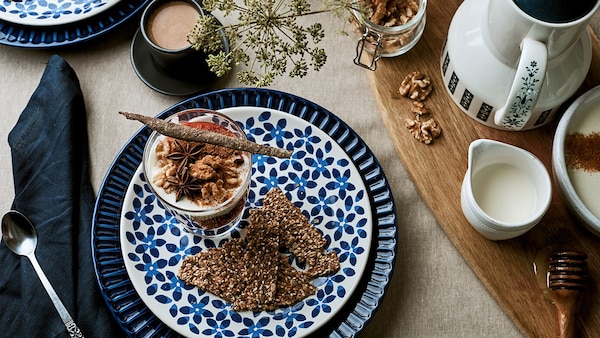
[366,0,600,336]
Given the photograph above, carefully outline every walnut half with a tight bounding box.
[404,115,442,145]
[411,100,429,116]
[399,71,432,101]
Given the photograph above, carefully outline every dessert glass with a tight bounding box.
[143,108,252,237]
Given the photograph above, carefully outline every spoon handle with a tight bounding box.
[27,254,84,338]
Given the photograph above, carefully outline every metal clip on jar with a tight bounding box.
[352,0,427,70]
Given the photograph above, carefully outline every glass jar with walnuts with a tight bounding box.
[352,0,427,70]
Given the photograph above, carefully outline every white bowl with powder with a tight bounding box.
[552,85,600,236]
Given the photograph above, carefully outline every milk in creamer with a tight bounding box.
[472,163,537,224]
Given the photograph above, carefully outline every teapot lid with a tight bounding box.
[513,0,597,23]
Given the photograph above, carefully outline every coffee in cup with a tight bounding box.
[146,0,199,50]
[139,0,210,80]
[513,0,597,23]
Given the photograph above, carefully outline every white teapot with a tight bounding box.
[441,0,600,131]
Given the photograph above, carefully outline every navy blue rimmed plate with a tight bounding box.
[0,0,149,47]
[92,88,397,337]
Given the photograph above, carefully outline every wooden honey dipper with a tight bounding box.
[548,250,588,338]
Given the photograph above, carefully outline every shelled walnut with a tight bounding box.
[367,0,420,27]
[405,115,442,145]
[399,71,432,101]
[411,101,429,115]
[395,71,442,144]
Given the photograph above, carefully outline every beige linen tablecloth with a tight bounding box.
[3,7,596,337]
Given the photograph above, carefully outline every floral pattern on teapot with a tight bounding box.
[501,61,542,129]
[441,48,554,129]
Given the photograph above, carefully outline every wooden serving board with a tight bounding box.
[366,0,600,336]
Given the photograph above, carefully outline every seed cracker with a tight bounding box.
[262,188,340,278]
[233,209,280,311]
[177,188,340,312]
[177,239,246,304]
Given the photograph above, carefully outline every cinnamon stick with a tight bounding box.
[119,111,293,159]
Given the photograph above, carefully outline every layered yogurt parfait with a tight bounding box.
[143,109,252,237]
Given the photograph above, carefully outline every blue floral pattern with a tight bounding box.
[120,108,372,337]
[0,0,115,26]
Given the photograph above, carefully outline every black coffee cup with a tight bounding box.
[513,0,599,23]
[140,0,211,80]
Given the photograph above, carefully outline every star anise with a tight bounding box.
[166,139,205,171]
[165,169,203,202]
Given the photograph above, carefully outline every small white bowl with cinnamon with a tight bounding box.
[552,85,600,236]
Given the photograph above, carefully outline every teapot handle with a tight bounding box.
[494,37,547,130]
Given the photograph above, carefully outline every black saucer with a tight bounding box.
[130,28,220,96]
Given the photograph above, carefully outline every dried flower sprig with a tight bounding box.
[187,0,361,87]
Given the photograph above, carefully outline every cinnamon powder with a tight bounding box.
[565,132,600,172]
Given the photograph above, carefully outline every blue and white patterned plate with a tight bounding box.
[0,0,148,47]
[0,0,120,26]
[120,107,372,337]
[92,88,397,337]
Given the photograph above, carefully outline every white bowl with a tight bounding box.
[552,85,600,236]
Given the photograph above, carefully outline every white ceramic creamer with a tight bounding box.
[461,139,552,240]
[441,0,600,130]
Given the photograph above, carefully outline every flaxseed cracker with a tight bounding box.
[233,209,280,311]
[177,238,246,304]
[262,188,340,278]
[177,188,340,312]
[269,255,317,310]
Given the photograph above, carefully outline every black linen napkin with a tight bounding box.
[0,55,122,337]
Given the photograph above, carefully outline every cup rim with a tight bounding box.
[140,0,204,53]
[509,0,600,27]
[142,108,253,216]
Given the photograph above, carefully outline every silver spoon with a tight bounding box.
[1,210,84,338]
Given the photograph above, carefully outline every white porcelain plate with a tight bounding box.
[0,0,120,26]
[120,107,373,337]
